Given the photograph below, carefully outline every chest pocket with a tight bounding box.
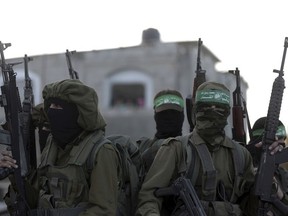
[38,164,89,208]
[37,131,107,209]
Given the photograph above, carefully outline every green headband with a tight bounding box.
[195,89,230,105]
[252,125,287,138]
[154,94,184,109]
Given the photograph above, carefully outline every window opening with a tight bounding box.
[111,83,145,109]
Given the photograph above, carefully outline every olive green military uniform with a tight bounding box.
[136,81,259,216]
[137,89,185,177]
[33,131,120,216]
[136,90,185,215]
[136,130,256,216]
[4,79,121,216]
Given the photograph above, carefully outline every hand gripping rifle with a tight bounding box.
[65,49,79,79]
[155,176,207,216]
[254,37,288,215]
[229,68,252,145]
[0,42,30,215]
[186,38,206,132]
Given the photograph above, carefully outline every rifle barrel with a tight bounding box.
[254,37,288,215]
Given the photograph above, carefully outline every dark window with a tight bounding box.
[111,83,145,108]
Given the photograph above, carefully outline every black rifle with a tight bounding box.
[186,38,206,132]
[0,42,29,215]
[65,49,79,79]
[155,176,206,216]
[254,37,288,215]
[229,68,252,145]
[21,54,37,170]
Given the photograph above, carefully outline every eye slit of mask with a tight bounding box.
[199,106,226,116]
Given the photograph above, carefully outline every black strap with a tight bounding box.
[185,140,198,184]
[195,144,217,200]
[141,139,163,173]
[86,137,111,172]
[229,141,245,202]
[186,137,246,205]
[186,141,217,201]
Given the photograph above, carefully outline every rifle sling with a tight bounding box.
[195,144,217,194]
[185,140,199,184]
[186,141,217,201]
[186,138,245,203]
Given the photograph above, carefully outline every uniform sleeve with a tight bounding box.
[239,148,260,216]
[79,143,120,216]
[136,140,183,216]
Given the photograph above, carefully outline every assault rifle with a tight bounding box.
[186,38,206,132]
[229,68,252,145]
[21,54,36,170]
[0,42,29,215]
[254,37,288,215]
[65,49,79,79]
[155,176,206,216]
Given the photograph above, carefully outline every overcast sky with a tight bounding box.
[2,0,288,133]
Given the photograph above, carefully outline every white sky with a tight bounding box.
[2,0,288,132]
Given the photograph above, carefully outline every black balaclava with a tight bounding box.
[47,98,83,148]
[153,90,184,139]
[154,109,184,139]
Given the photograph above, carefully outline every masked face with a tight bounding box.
[195,104,230,147]
[47,98,83,148]
[154,109,184,139]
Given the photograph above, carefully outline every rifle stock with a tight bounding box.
[186,38,206,132]
[229,68,248,145]
[254,37,288,215]
[242,98,253,141]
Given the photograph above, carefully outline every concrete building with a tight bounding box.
[5,28,248,142]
